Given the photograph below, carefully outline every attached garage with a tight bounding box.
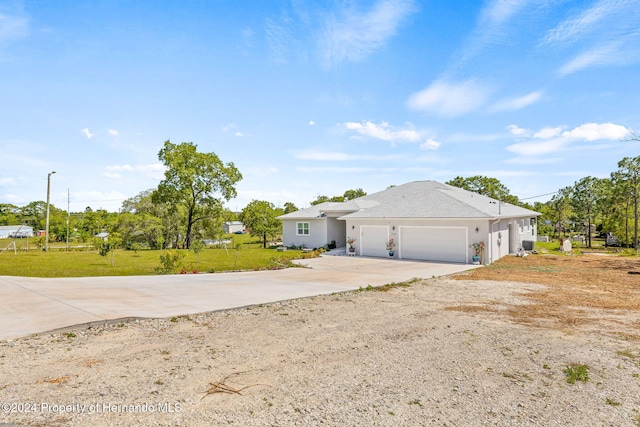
[399,226,468,263]
[360,225,389,258]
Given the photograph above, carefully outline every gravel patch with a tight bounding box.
[1,277,639,426]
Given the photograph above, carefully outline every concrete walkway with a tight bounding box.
[0,256,475,341]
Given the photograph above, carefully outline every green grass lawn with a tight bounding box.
[0,235,308,277]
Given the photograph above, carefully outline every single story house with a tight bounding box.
[223,221,245,234]
[277,180,540,264]
[0,225,34,238]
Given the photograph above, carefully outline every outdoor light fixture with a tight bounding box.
[45,171,56,252]
[475,227,479,233]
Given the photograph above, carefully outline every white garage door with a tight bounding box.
[400,227,467,263]
[360,226,389,258]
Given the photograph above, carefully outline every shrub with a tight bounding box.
[156,251,186,274]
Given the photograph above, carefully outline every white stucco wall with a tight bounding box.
[281,218,329,249]
[344,216,537,264]
[488,217,537,263]
[345,218,489,263]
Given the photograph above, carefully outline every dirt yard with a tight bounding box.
[451,253,640,339]
[1,253,639,426]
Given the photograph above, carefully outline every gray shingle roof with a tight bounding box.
[278,181,539,221]
[276,202,337,220]
[340,181,538,219]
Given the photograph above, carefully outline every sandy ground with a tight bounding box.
[1,255,640,426]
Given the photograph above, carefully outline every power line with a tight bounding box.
[520,191,558,201]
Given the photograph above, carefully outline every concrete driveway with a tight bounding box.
[0,256,475,341]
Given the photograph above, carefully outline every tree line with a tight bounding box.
[2,141,638,250]
[445,156,640,249]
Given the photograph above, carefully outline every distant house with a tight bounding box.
[278,180,540,264]
[223,221,244,234]
[0,225,34,238]
[95,232,109,241]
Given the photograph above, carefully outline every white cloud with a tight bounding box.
[319,0,416,67]
[507,124,529,136]
[343,121,421,144]
[420,138,441,150]
[80,128,94,139]
[308,120,316,126]
[561,122,629,141]
[479,0,530,26]
[265,12,296,63]
[507,122,630,156]
[558,41,629,76]
[507,138,566,156]
[533,127,563,139]
[543,0,640,75]
[108,129,119,136]
[406,79,491,117]
[543,0,627,46]
[459,0,532,62]
[221,123,236,132]
[491,91,542,112]
[234,132,249,137]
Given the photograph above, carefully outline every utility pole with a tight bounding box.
[45,171,56,252]
[66,188,70,251]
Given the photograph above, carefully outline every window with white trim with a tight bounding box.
[297,222,310,236]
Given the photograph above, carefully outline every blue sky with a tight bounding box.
[1,0,639,212]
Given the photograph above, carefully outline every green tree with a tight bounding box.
[96,232,122,266]
[115,212,164,249]
[152,141,242,249]
[568,176,604,247]
[283,202,298,214]
[20,201,46,230]
[0,204,20,226]
[613,156,640,249]
[122,189,182,249]
[240,200,283,248]
[531,201,554,236]
[310,195,334,205]
[343,188,367,200]
[310,189,367,205]
[549,186,572,238]
[78,208,117,239]
[446,176,519,205]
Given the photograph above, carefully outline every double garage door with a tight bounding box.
[361,225,467,263]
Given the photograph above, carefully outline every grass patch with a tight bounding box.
[605,398,622,406]
[563,363,590,384]
[0,245,306,278]
[356,278,418,293]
